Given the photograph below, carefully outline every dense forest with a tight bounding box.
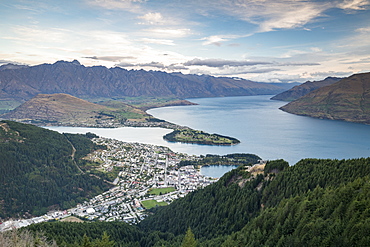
[163,129,240,145]
[178,153,261,168]
[1,120,369,246]
[0,121,111,219]
[20,157,370,246]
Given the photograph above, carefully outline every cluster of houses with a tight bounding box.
[1,138,217,231]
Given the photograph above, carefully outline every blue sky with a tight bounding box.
[0,0,369,82]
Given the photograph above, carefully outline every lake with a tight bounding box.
[200,165,239,178]
[47,95,370,166]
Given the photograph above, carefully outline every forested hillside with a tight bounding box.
[0,121,111,219]
[22,157,370,246]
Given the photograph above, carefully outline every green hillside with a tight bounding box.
[164,129,240,145]
[22,157,370,246]
[0,120,111,219]
[1,93,150,127]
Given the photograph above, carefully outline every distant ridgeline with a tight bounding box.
[271,77,342,102]
[0,120,112,219]
[25,157,370,246]
[0,60,284,105]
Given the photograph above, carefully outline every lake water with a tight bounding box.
[200,165,239,178]
[47,95,370,166]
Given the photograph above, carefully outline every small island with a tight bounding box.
[163,129,240,146]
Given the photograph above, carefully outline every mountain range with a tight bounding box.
[280,72,370,124]
[0,60,286,107]
[271,77,342,101]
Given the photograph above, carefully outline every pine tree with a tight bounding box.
[181,227,197,247]
[94,232,115,247]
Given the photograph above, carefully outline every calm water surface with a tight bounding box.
[200,165,239,178]
[48,95,370,166]
[149,95,370,165]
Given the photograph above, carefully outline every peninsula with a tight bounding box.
[279,72,370,124]
[163,129,240,146]
[0,93,241,145]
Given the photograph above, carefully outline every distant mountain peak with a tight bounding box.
[53,60,82,66]
[0,63,29,71]
[0,60,286,105]
[71,59,81,65]
[271,77,342,102]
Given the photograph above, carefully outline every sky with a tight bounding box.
[0,0,370,83]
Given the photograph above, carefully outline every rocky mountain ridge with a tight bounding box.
[271,76,342,101]
[0,60,284,104]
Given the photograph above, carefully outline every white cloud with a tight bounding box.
[201,34,249,46]
[87,0,146,11]
[198,0,331,32]
[84,56,136,62]
[5,26,70,43]
[258,3,327,32]
[143,28,192,38]
[141,38,175,46]
[356,27,370,33]
[183,58,271,67]
[194,0,368,33]
[116,61,189,71]
[337,0,370,10]
[138,12,164,25]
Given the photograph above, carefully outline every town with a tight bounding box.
[1,138,218,231]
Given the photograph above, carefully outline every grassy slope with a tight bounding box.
[1,94,150,125]
[280,72,370,124]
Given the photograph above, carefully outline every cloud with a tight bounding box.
[199,0,330,32]
[201,34,251,46]
[143,28,192,38]
[258,2,328,32]
[309,71,352,77]
[195,0,368,33]
[356,27,370,33]
[183,58,271,67]
[275,62,321,66]
[5,26,71,43]
[337,0,370,10]
[84,56,136,61]
[115,61,189,70]
[216,67,282,75]
[87,0,146,11]
[201,36,228,46]
[141,38,175,46]
[0,59,24,65]
[137,12,165,25]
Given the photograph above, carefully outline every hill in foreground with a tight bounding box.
[0,120,111,219]
[271,77,342,101]
[280,72,370,124]
[0,93,150,127]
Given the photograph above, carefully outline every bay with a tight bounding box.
[200,165,239,178]
[148,95,370,165]
[47,95,370,166]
